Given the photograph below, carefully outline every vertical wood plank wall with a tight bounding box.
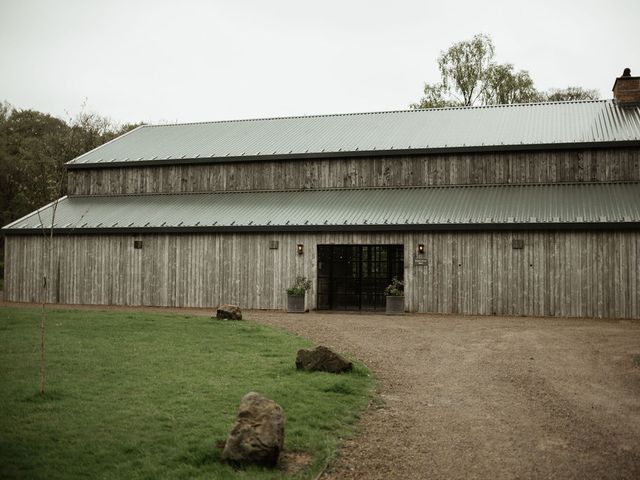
[67,148,640,196]
[5,231,639,318]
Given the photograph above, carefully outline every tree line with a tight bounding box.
[0,102,140,228]
[411,34,599,109]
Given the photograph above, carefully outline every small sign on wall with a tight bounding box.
[413,255,428,267]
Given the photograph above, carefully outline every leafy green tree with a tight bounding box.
[482,63,541,105]
[0,108,68,227]
[541,87,600,102]
[412,34,599,109]
[437,33,495,106]
[412,84,459,109]
[412,34,496,108]
[0,104,142,228]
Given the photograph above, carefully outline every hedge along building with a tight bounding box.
[3,71,640,318]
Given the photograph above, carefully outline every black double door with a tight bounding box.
[317,245,404,311]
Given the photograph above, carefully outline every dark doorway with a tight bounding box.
[317,244,404,311]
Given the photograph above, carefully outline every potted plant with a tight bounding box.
[286,276,312,313]
[384,278,405,315]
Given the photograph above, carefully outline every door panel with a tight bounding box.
[317,244,404,311]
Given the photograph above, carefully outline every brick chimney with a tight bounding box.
[612,68,640,106]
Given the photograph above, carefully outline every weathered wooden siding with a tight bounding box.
[67,148,640,195]
[5,231,639,318]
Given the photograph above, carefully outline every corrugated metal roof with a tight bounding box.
[4,183,639,233]
[67,100,640,168]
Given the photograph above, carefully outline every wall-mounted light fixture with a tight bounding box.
[297,244,304,255]
[418,244,425,254]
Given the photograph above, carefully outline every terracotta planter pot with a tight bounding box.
[287,294,306,313]
[385,295,405,315]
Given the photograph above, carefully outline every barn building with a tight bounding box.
[3,71,640,318]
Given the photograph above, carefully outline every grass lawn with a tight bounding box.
[0,307,373,479]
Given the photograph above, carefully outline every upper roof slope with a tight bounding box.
[67,100,640,168]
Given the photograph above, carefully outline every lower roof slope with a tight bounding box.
[3,183,640,234]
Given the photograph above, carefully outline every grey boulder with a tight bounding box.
[216,304,242,320]
[295,346,353,373]
[221,392,285,467]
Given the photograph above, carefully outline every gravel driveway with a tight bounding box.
[250,311,640,480]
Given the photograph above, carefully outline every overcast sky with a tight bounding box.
[1,0,638,125]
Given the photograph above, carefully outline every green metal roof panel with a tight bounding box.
[4,183,640,233]
[67,100,640,168]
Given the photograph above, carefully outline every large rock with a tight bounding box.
[216,304,242,320]
[222,392,285,467]
[295,346,353,373]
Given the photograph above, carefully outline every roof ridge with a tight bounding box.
[142,99,614,128]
